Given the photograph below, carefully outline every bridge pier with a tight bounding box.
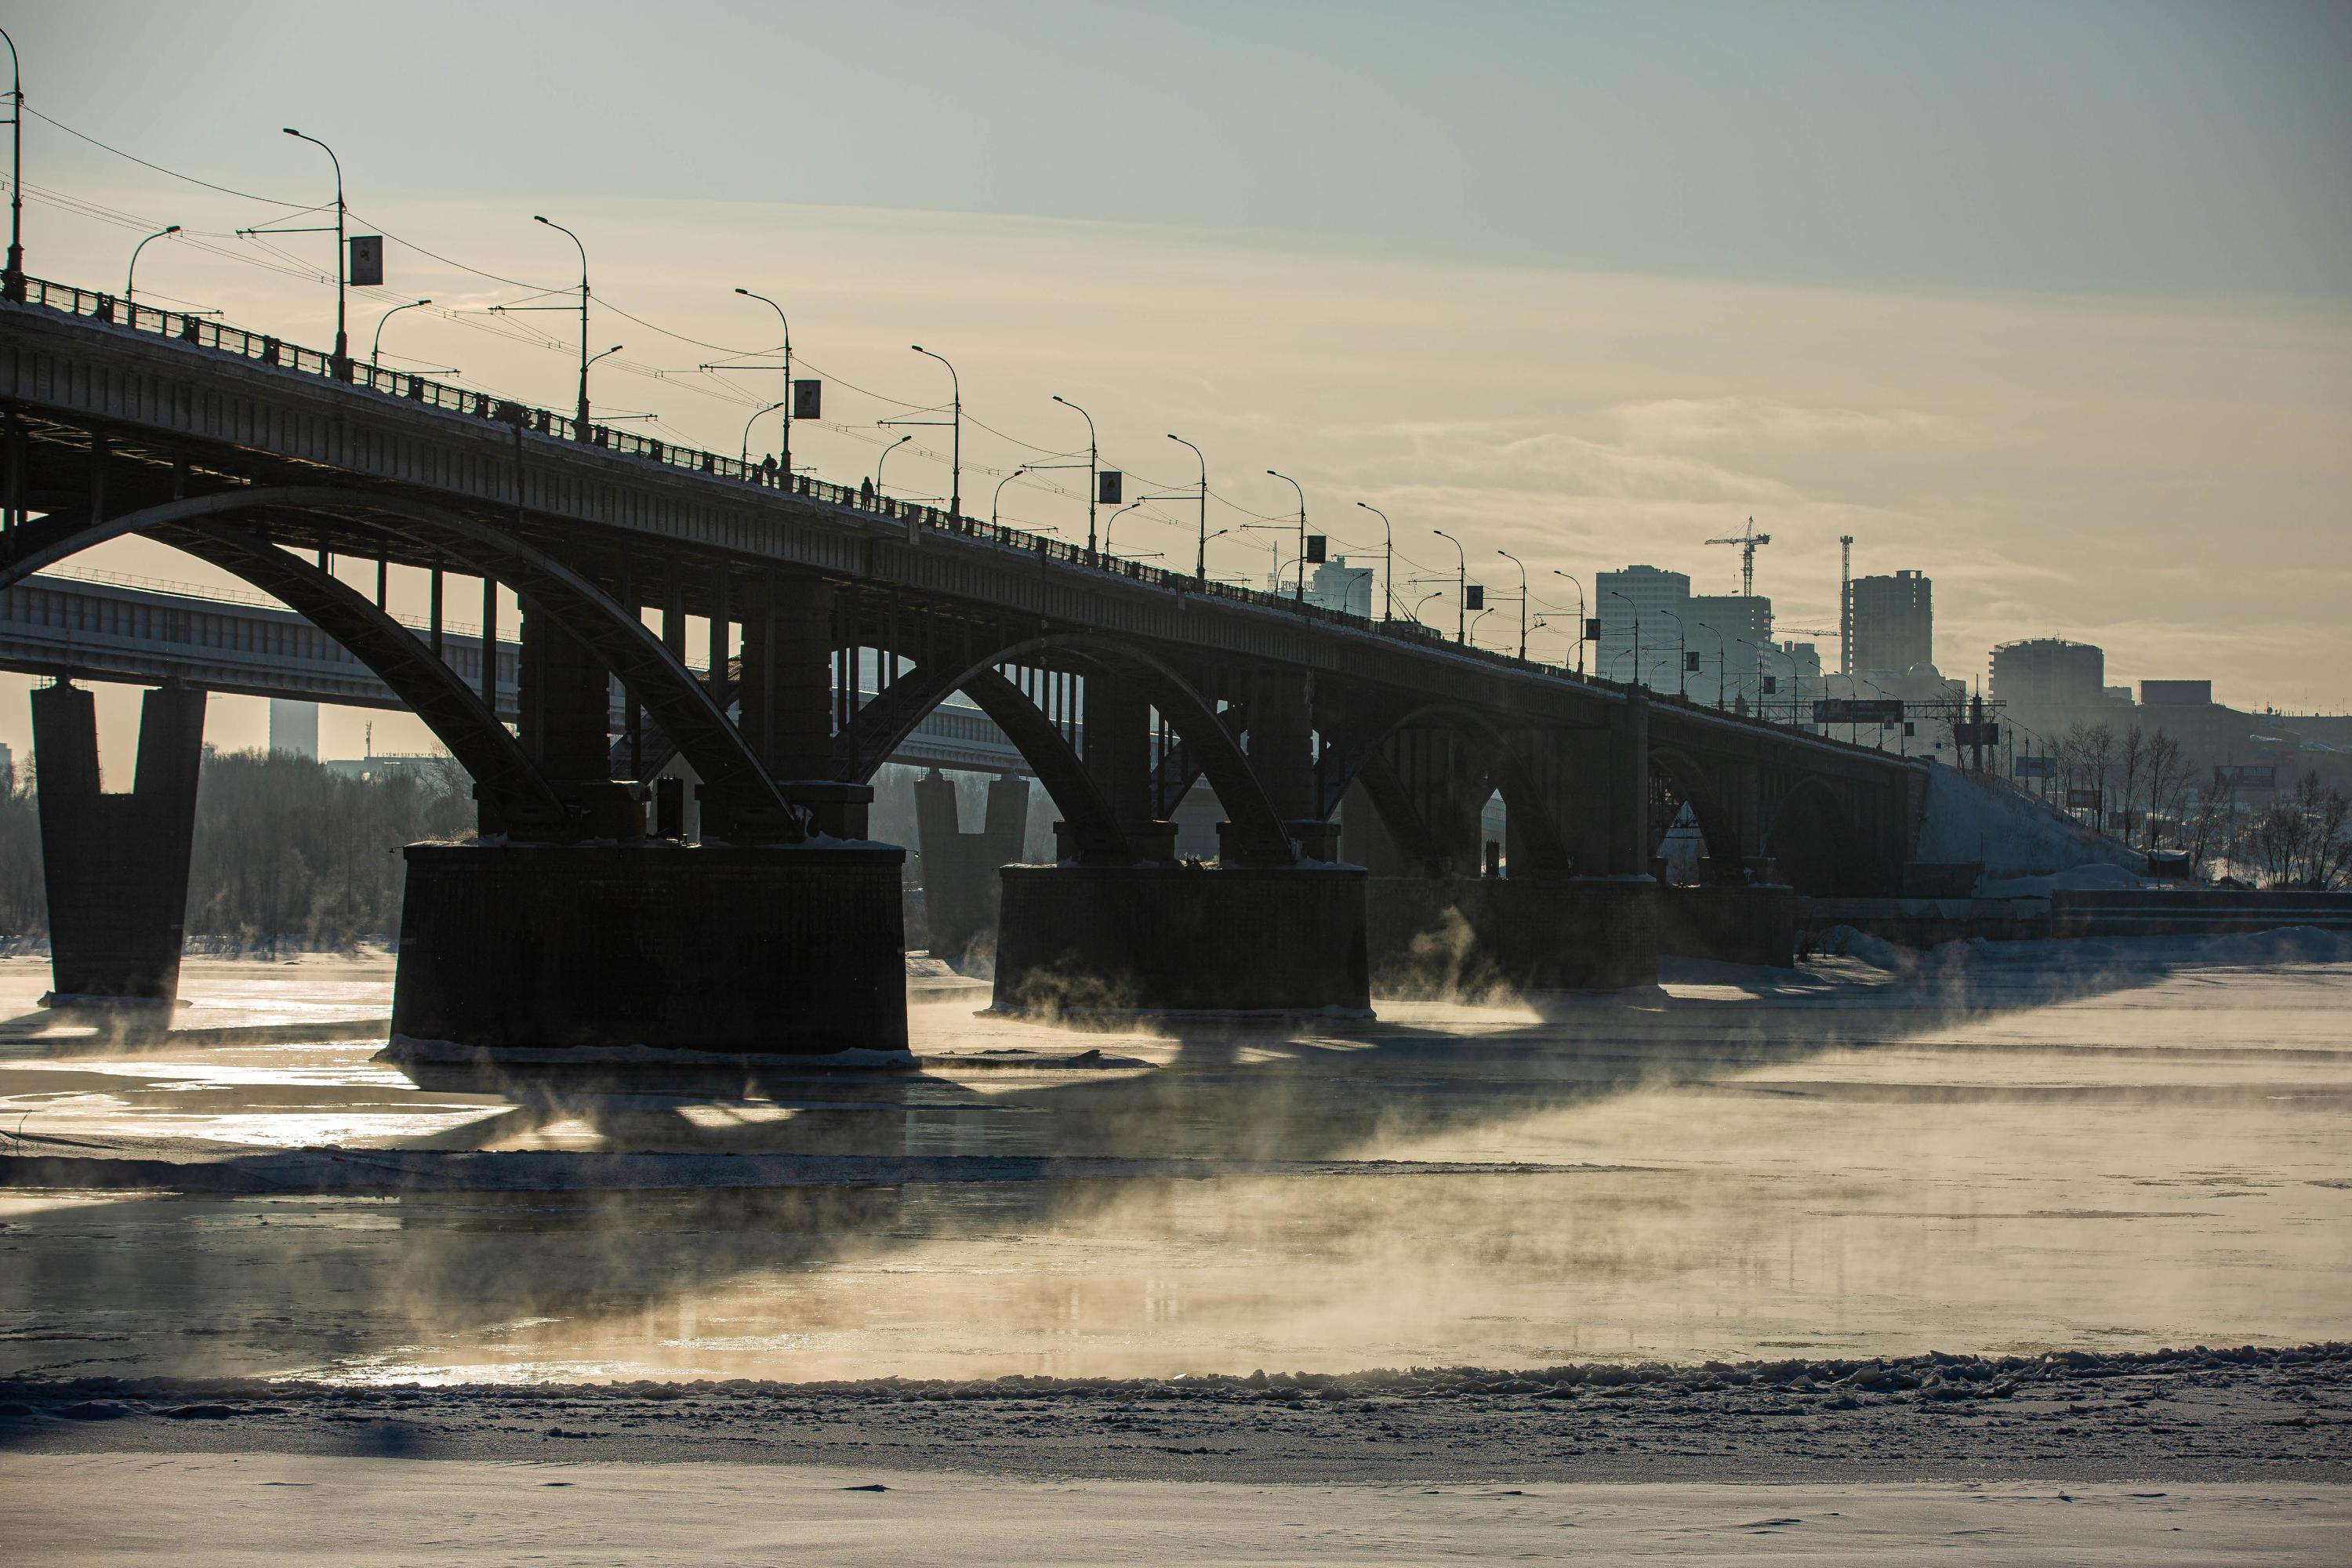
[388,840,909,1061]
[913,769,1029,968]
[31,679,205,1006]
[1364,876,1660,995]
[992,862,1369,1018]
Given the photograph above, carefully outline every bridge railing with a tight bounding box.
[13,276,1911,760]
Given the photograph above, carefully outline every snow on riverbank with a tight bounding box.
[1913,766,2144,884]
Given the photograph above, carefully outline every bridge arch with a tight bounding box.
[1646,743,1748,877]
[0,502,572,831]
[1762,775,1864,894]
[0,485,797,833]
[1316,702,1571,874]
[838,633,1294,865]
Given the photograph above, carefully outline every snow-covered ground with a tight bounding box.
[5,1454,2343,1566]
[1911,765,2146,884]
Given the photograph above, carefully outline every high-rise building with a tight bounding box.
[1848,570,1933,676]
[268,698,318,760]
[1305,555,1375,619]
[1991,638,2104,713]
[1595,565,1690,689]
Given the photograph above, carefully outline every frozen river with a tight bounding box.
[1,935,2347,1385]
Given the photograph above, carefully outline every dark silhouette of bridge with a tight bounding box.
[0,278,1925,1048]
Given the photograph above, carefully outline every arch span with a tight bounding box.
[1646,744,1747,873]
[1,485,796,835]
[1317,702,1570,873]
[838,633,1294,865]
[2,502,572,831]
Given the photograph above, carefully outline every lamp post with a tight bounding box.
[1696,620,1727,708]
[732,287,792,486]
[534,216,592,434]
[1433,528,1467,642]
[282,128,348,372]
[1469,607,1494,648]
[874,433,913,499]
[1659,608,1688,700]
[909,345,960,519]
[1356,502,1394,622]
[1265,469,1306,605]
[1410,590,1443,627]
[1167,433,1208,585]
[1102,501,1148,555]
[1,27,22,300]
[124,224,180,304]
[1051,394,1098,556]
[991,464,1031,528]
[1608,589,1639,689]
[739,398,787,466]
[1496,549,1527,659]
[1551,570,1585,676]
[369,296,430,363]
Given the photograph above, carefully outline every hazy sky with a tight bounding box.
[3,1,2347,760]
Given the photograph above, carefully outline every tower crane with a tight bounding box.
[1704,517,1772,597]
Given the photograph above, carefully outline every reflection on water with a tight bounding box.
[0,946,2347,1383]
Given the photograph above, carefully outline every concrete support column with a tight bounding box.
[31,680,206,1004]
[739,572,869,838]
[1246,669,1330,857]
[1083,670,1169,861]
[912,770,1035,967]
[518,597,635,838]
[1608,689,1651,877]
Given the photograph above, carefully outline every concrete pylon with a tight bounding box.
[913,769,1030,967]
[31,680,207,1005]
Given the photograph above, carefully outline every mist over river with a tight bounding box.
[2,933,2344,1387]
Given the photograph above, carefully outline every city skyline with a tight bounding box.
[0,2,2345,763]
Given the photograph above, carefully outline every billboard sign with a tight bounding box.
[347,235,383,287]
[1097,470,1123,505]
[790,378,822,420]
[2013,754,2056,779]
[1813,698,1904,725]
[2213,764,2278,789]
[1464,584,1484,612]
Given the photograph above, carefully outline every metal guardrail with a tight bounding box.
[9,274,1911,761]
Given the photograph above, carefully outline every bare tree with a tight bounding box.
[2143,729,2184,851]
[2118,724,2147,836]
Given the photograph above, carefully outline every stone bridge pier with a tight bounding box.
[31,679,205,1007]
[1345,688,1662,994]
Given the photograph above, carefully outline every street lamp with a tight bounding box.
[991,464,1031,528]
[1265,469,1307,605]
[874,433,914,499]
[1659,608,1688,700]
[1102,501,1149,555]
[534,215,592,434]
[1496,549,1527,659]
[1698,621,1727,708]
[1,27,23,300]
[1469,607,1495,648]
[1167,433,1208,584]
[1410,589,1443,627]
[124,224,179,304]
[1432,528,1467,643]
[909,346,960,518]
[1608,589,1640,688]
[1551,570,1585,676]
[1356,502,1394,622]
[739,398,787,466]
[732,287,793,486]
[274,129,349,372]
[1051,394,1098,555]
[369,296,430,363]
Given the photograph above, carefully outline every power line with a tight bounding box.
[23,105,311,208]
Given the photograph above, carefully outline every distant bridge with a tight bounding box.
[0,569,1035,778]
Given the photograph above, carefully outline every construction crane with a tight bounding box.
[1705,517,1772,597]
